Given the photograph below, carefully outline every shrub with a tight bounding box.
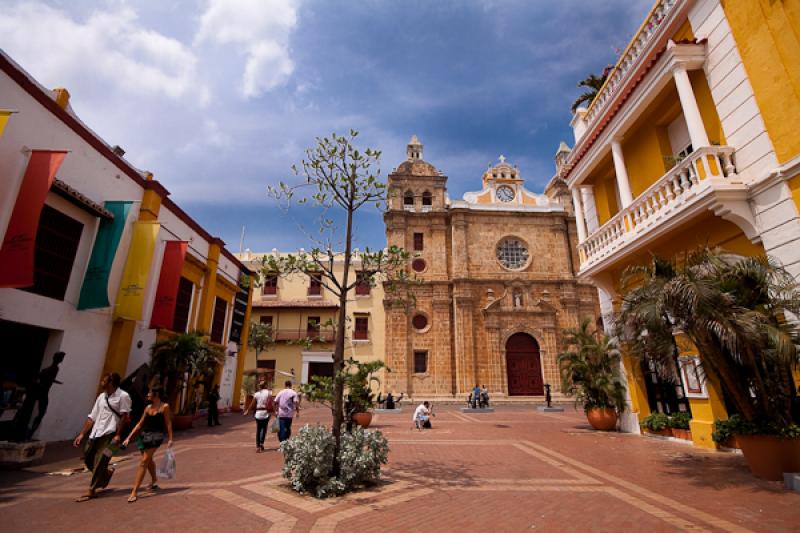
[711,414,800,442]
[640,413,670,432]
[668,412,692,430]
[280,424,389,498]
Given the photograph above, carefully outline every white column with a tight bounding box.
[611,139,634,208]
[571,188,588,243]
[672,65,709,149]
[580,185,600,233]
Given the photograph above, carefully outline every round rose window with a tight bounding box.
[496,238,529,270]
[412,314,428,331]
[412,258,427,273]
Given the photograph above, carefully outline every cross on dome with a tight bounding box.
[499,155,506,163]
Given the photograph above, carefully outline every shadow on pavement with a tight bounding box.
[662,451,786,492]
[393,460,479,487]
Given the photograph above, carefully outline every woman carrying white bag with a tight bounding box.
[122,386,174,503]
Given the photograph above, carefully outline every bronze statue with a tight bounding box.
[14,351,65,441]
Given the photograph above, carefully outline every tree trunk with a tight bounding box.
[331,185,355,477]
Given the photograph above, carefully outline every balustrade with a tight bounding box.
[578,146,737,270]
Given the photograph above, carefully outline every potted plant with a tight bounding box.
[346,359,385,429]
[150,332,225,430]
[712,415,742,449]
[668,412,692,440]
[558,319,627,431]
[640,413,671,437]
[301,358,386,430]
[617,248,800,480]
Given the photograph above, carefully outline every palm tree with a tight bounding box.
[571,69,610,113]
[558,318,627,412]
[150,332,225,415]
[616,247,800,427]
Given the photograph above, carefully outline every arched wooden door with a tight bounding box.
[505,333,544,395]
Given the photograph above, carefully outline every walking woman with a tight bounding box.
[243,381,272,452]
[123,386,173,503]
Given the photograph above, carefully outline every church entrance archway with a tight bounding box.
[505,332,544,395]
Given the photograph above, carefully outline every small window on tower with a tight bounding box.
[413,233,424,251]
[422,191,432,206]
[403,191,414,205]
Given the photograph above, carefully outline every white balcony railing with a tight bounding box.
[584,0,679,128]
[578,146,737,271]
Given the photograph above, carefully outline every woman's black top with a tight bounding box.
[142,409,166,433]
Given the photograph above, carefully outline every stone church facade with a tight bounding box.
[384,137,599,400]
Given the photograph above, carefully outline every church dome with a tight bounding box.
[392,134,442,176]
[394,159,441,176]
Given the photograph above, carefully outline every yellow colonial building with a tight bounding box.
[235,251,386,390]
[562,0,800,446]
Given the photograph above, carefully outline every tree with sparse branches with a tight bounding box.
[259,130,413,476]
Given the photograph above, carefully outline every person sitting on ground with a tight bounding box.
[413,401,432,430]
[480,385,490,408]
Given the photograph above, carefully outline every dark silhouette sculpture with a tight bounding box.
[14,352,65,441]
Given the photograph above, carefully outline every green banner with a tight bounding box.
[77,201,132,310]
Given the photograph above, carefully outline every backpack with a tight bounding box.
[265,393,275,413]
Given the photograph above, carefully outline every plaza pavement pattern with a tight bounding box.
[1,405,798,532]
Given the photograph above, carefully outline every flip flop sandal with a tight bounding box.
[127,495,138,503]
[75,494,94,502]
[148,484,159,491]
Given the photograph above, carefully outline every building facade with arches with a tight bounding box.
[384,137,599,400]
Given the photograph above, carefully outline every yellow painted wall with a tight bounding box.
[789,174,800,214]
[622,110,672,198]
[608,214,765,293]
[722,0,800,164]
[672,19,695,41]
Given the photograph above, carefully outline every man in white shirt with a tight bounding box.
[413,401,432,430]
[243,381,272,452]
[73,372,131,502]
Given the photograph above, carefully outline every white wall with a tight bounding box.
[0,67,144,441]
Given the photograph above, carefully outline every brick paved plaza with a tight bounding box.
[1,406,798,532]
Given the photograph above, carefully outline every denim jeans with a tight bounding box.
[278,417,293,442]
[255,417,269,447]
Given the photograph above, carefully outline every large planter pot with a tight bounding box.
[351,412,373,429]
[172,414,194,431]
[671,428,692,440]
[585,407,617,431]
[737,435,800,481]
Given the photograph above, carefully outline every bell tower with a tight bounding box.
[407,134,423,161]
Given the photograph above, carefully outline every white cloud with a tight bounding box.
[0,2,209,105]
[195,0,298,97]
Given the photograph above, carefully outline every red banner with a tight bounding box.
[150,241,188,329]
[0,150,68,288]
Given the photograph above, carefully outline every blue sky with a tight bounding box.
[1,0,652,251]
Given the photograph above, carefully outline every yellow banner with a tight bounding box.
[0,110,13,138]
[114,221,160,320]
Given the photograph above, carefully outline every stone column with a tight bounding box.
[571,188,588,243]
[672,65,710,149]
[453,290,475,395]
[611,139,634,208]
